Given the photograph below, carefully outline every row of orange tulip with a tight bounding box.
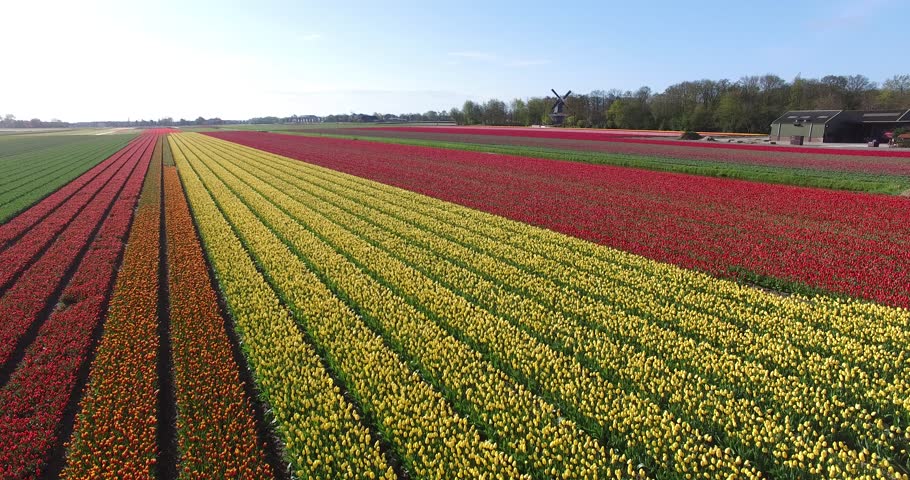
[163,165,273,478]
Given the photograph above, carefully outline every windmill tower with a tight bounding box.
[549,89,572,126]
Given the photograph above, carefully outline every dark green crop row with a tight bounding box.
[0,135,136,223]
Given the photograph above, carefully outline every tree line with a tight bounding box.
[320,111,453,123]
[0,113,453,129]
[0,115,68,129]
[448,74,910,133]
[0,115,235,129]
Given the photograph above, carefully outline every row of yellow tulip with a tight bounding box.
[202,134,910,447]
[171,134,526,479]
[310,173,910,455]
[183,132,908,479]
[174,134,641,478]
[167,137,396,479]
[194,138,884,478]
[163,166,272,477]
[178,132,759,478]
[232,146,907,470]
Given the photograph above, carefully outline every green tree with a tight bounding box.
[527,98,550,125]
[483,99,507,125]
[606,100,626,128]
[879,74,910,108]
[462,100,483,125]
[714,92,745,132]
[509,98,529,125]
[449,107,465,125]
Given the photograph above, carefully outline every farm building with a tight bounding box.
[770,109,910,143]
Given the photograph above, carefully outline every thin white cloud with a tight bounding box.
[448,51,498,62]
[300,33,322,41]
[448,51,549,68]
[507,59,550,68]
[807,0,890,30]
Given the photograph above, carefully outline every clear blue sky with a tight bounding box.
[1,0,904,121]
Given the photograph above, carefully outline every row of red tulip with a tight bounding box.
[0,137,140,247]
[0,132,156,478]
[350,127,910,176]
[63,134,164,479]
[0,135,152,371]
[0,139,144,288]
[371,126,910,158]
[209,131,910,309]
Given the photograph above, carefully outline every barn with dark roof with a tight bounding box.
[770,109,910,143]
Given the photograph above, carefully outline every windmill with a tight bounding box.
[549,89,572,126]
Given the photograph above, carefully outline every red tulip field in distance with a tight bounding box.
[0,126,909,479]
[331,126,910,177]
[210,130,910,309]
[369,125,910,158]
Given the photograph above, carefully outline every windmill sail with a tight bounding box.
[549,89,572,125]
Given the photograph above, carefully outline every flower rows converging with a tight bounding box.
[0,132,156,478]
[162,164,272,478]
[2,126,908,479]
[173,133,637,479]
[63,133,164,479]
[0,130,278,479]
[172,132,909,479]
[208,131,910,309]
[61,134,274,479]
[0,137,144,290]
[172,133,519,478]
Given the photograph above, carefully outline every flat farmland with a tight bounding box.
[1,129,908,479]
[5,1,910,478]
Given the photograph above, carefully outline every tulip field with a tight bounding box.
[293,125,910,193]
[366,125,910,158]
[0,127,909,479]
[0,134,135,223]
[211,131,910,309]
